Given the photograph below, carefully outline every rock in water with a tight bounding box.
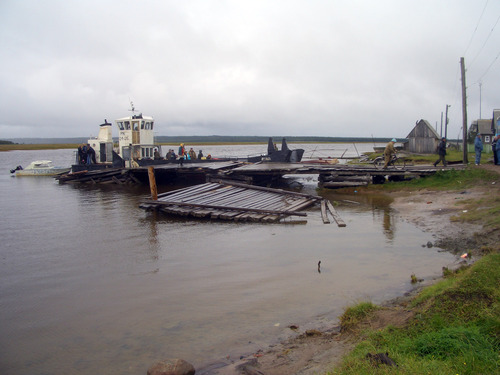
[147,358,195,375]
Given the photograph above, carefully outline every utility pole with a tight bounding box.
[479,81,482,119]
[460,57,468,164]
[440,112,443,137]
[445,104,450,140]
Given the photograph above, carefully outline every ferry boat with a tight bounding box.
[71,102,304,173]
[73,102,162,171]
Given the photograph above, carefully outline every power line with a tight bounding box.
[478,48,500,81]
[463,0,489,56]
[469,12,500,68]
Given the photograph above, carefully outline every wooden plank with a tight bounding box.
[216,180,323,201]
[205,188,273,208]
[175,186,241,203]
[321,200,330,224]
[325,200,346,227]
[144,199,308,217]
[322,181,369,188]
[227,191,280,209]
[187,187,250,205]
[158,183,219,200]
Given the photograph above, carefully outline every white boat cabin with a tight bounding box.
[86,104,159,165]
[87,120,114,163]
[116,111,156,162]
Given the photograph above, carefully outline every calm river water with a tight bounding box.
[0,144,457,374]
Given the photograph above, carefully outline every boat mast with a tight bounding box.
[129,101,137,116]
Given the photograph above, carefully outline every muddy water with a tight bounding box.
[0,147,457,374]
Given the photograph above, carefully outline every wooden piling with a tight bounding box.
[148,166,158,201]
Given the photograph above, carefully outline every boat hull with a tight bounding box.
[16,168,70,176]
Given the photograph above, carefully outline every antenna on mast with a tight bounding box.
[129,100,138,115]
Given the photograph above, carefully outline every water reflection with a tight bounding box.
[319,188,398,242]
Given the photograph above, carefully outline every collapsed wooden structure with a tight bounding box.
[55,168,140,184]
[140,181,346,226]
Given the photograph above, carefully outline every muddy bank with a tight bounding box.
[195,177,500,375]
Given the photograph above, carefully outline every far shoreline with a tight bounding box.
[0,140,379,152]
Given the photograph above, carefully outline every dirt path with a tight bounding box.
[201,165,500,375]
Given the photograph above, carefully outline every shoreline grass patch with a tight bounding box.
[330,254,500,374]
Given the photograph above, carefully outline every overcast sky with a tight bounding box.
[1,0,499,139]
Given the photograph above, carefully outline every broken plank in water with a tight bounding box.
[321,200,330,224]
[325,200,346,227]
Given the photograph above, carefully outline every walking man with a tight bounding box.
[434,137,447,167]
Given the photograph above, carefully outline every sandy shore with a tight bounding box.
[200,169,500,375]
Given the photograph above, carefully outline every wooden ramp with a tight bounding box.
[141,181,346,225]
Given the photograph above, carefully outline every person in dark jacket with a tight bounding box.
[492,135,499,165]
[434,137,447,167]
[474,134,483,165]
[86,144,97,164]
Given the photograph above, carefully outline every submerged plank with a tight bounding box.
[325,200,346,227]
[321,200,330,224]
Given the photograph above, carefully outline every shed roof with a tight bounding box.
[406,119,440,139]
[476,119,493,134]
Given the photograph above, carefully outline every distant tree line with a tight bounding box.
[3,135,408,145]
[155,135,399,143]
[0,140,15,145]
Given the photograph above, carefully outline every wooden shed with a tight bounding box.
[406,119,440,154]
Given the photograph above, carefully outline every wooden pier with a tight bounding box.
[223,162,466,187]
[140,181,346,225]
[56,161,466,188]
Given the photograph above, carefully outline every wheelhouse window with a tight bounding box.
[124,121,131,130]
[141,147,153,158]
[117,121,124,130]
[141,121,145,130]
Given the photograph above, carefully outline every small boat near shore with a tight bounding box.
[11,160,70,176]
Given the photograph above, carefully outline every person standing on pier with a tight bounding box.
[474,134,483,165]
[383,138,397,169]
[86,144,96,164]
[189,148,196,160]
[434,137,447,167]
[178,143,185,159]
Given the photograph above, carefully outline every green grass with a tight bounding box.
[378,166,499,190]
[339,302,379,332]
[329,254,500,374]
